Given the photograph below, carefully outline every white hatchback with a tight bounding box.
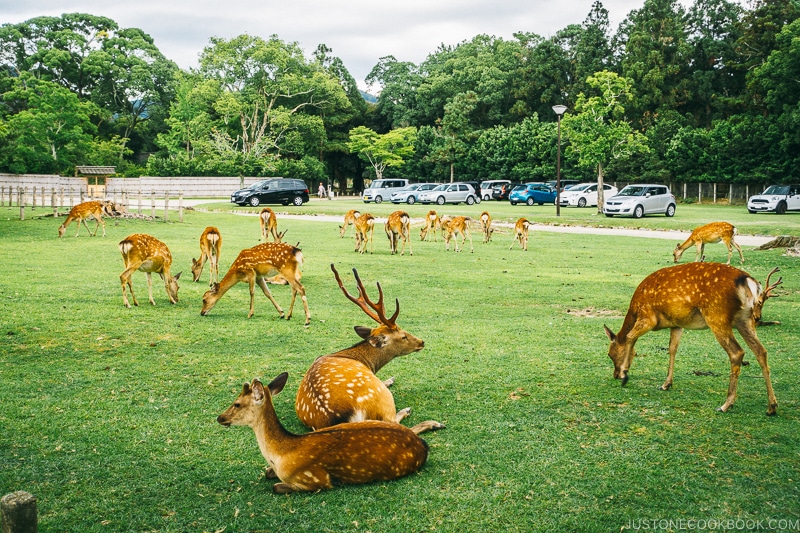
[603,184,677,218]
[418,183,477,205]
[559,182,618,207]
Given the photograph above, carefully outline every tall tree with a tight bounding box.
[347,126,417,179]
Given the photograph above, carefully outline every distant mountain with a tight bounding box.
[360,90,377,103]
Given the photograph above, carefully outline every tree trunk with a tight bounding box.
[596,162,605,215]
[755,236,800,250]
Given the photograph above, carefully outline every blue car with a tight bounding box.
[509,183,557,205]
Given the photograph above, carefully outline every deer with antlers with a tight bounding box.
[339,209,361,238]
[419,210,441,241]
[604,263,782,415]
[480,211,493,243]
[191,226,222,285]
[119,234,182,307]
[200,242,310,325]
[510,218,531,251]
[385,210,413,255]
[295,265,444,435]
[442,216,473,253]
[353,213,375,254]
[673,221,744,265]
[218,372,430,493]
[58,200,119,238]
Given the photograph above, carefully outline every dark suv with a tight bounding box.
[231,178,310,207]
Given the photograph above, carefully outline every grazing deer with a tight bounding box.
[58,200,117,238]
[353,213,375,254]
[119,234,182,307]
[296,265,444,434]
[604,263,782,415]
[200,242,310,325]
[419,210,440,241]
[510,218,531,251]
[673,221,744,265]
[480,211,493,243]
[191,226,222,284]
[385,210,413,255]
[442,216,473,253]
[339,209,361,238]
[218,372,429,493]
[259,207,279,242]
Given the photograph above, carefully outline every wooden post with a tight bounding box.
[713,183,717,204]
[137,190,142,215]
[178,192,184,223]
[51,190,58,217]
[151,191,156,219]
[0,186,4,206]
[682,182,687,201]
[31,186,36,210]
[40,187,45,209]
[79,189,85,203]
[164,192,170,223]
[19,188,25,221]
[1,491,38,533]
[698,183,702,204]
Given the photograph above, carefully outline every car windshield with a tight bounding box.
[618,186,647,197]
[431,184,448,191]
[247,180,270,190]
[400,184,420,191]
[570,184,591,192]
[763,185,789,195]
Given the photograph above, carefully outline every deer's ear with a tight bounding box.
[354,326,372,339]
[268,372,289,396]
[603,325,617,342]
[251,380,265,403]
[368,334,388,349]
[174,271,183,280]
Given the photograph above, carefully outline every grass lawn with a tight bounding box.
[1,200,798,532]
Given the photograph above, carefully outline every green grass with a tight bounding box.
[1,202,798,532]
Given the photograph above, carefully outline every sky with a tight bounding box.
[3,0,651,91]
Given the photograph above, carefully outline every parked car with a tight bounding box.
[492,182,522,201]
[461,181,483,204]
[418,182,478,205]
[509,183,558,205]
[390,183,439,204]
[362,179,409,204]
[230,178,310,207]
[479,180,511,201]
[747,184,800,214]
[559,182,618,207]
[546,179,581,192]
[602,184,677,218]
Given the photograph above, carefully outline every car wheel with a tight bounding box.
[665,204,676,217]
[633,205,644,219]
[526,197,535,206]
[748,209,757,214]
[374,195,383,204]
[436,196,446,205]
[483,194,490,201]
[776,201,787,215]
[510,201,517,205]
[292,196,304,206]
[577,197,587,208]
[466,196,475,205]
[605,213,614,218]
[249,196,260,207]
[407,196,416,205]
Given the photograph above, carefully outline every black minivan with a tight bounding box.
[231,178,310,207]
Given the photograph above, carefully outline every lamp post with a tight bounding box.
[552,105,567,217]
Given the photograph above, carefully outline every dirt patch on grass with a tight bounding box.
[566,307,623,319]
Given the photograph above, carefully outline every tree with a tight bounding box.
[347,126,416,179]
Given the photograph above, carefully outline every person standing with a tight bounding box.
[318,183,326,198]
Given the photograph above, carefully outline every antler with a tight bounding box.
[330,264,400,327]
[764,267,783,299]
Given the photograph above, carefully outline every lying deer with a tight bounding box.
[218,372,429,493]
[673,221,744,265]
[191,226,222,284]
[385,210,413,255]
[58,200,118,238]
[200,242,310,325]
[604,263,782,415]
[119,233,182,307]
[339,209,361,238]
[510,218,531,251]
[295,265,444,434]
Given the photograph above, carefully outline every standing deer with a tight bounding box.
[218,372,429,493]
[339,209,361,238]
[419,210,440,241]
[119,234,182,307]
[510,218,531,251]
[480,211,493,243]
[191,226,222,284]
[259,207,279,242]
[442,216,473,253]
[295,265,444,434]
[353,213,375,254]
[604,263,782,415]
[58,200,117,238]
[200,242,310,325]
[385,210,413,255]
[673,221,744,265]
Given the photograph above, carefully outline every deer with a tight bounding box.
[419,210,440,242]
[604,263,782,415]
[673,221,744,265]
[385,210,413,255]
[442,216,473,253]
[191,226,222,285]
[353,213,375,254]
[200,242,310,325]
[119,233,182,307]
[480,211,493,243]
[510,218,531,251]
[218,372,430,494]
[295,265,445,435]
[259,207,279,242]
[339,209,361,238]
[58,200,117,238]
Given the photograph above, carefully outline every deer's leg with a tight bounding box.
[254,276,283,319]
[711,327,745,413]
[120,269,139,307]
[395,407,411,423]
[467,232,474,253]
[736,323,777,415]
[98,216,106,237]
[411,420,446,434]
[80,218,92,237]
[145,272,156,305]
[283,275,310,326]
[661,327,683,390]
[732,239,744,264]
[694,242,704,262]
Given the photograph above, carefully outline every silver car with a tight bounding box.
[390,183,439,204]
[418,183,477,205]
[603,184,677,218]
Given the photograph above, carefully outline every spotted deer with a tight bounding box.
[419,210,441,241]
[218,372,429,493]
[353,213,375,254]
[191,226,222,284]
[58,200,117,238]
[442,216,473,253]
[510,218,531,251]
[385,210,413,255]
[200,242,310,325]
[295,265,444,435]
[480,211,493,243]
[119,234,182,307]
[673,221,744,265]
[604,263,782,415]
[259,207,279,242]
[339,209,361,238]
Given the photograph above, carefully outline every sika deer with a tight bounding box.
[353,213,375,254]
[259,207,279,242]
[339,209,361,238]
[604,263,782,415]
[673,221,744,265]
[480,211,493,243]
[119,234,182,307]
[510,218,531,251]
[58,200,114,238]
[295,265,444,435]
[419,210,440,241]
[218,372,429,493]
[385,210,413,255]
[442,216,473,253]
[191,226,222,284]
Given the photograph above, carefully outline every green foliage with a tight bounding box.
[347,126,416,179]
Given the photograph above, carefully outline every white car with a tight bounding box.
[418,183,477,205]
[747,184,800,214]
[603,184,676,218]
[390,183,439,205]
[362,179,409,204]
[559,182,618,207]
[479,180,511,201]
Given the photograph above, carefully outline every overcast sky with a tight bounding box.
[4,0,653,90]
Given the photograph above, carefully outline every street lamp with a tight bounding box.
[552,104,567,217]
